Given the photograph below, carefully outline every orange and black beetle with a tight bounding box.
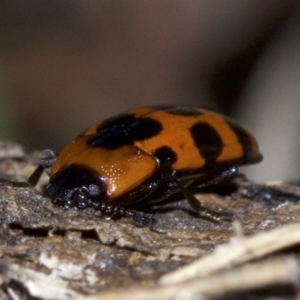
[12,106,263,227]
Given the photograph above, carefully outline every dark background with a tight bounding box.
[0,1,299,181]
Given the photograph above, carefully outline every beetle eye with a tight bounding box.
[88,184,101,197]
[46,184,57,197]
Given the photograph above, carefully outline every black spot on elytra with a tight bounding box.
[149,105,203,116]
[190,122,223,165]
[153,146,177,167]
[89,114,162,149]
[227,120,262,163]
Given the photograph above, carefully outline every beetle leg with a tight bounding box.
[27,164,45,186]
[101,167,237,226]
[139,170,235,221]
[97,204,161,232]
[197,166,238,189]
[140,166,238,205]
[141,178,233,222]
[178,168,237,221]
[126,210,161,232]
[179,186,234,222]
[141,181,181,205]
[0,149,57,188]
[131,211,159,230]
[0,164,45,188]
[179,166,238,188]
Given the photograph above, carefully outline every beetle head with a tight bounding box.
[47,165,107,210]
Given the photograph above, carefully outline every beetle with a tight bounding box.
[5,106,263,228]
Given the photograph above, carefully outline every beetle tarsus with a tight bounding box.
[114,207,161,232]
[197,207,234,222]
[180,185,234,222]
[132,211,161,232]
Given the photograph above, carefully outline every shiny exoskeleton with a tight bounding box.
[7,106,264,228]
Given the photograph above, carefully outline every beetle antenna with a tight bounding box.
[40,149,57,176]
[28,164,45,187]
